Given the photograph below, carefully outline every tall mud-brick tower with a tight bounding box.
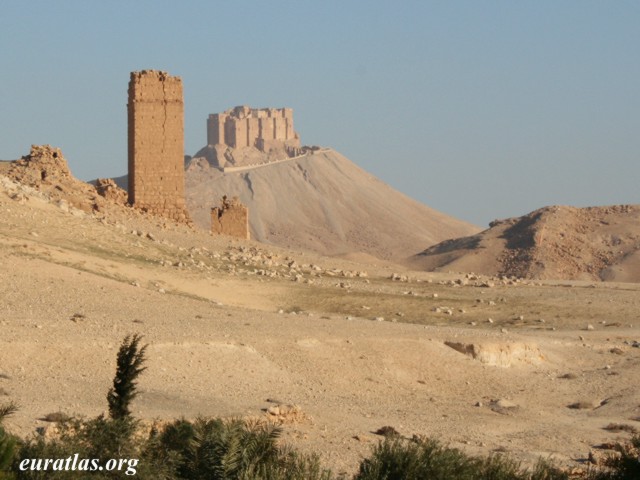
[127,70,188,221]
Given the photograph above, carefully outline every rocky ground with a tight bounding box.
[1,151,640,476]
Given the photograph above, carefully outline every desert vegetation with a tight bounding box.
[1,336,638,479]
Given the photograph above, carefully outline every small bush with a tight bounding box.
[354,436,569,480]
[0,402,19,478]
[588,435,640,480]
[147,417,333,480]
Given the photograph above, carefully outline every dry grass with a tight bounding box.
[40,412,71,423]
[603,423,638,434]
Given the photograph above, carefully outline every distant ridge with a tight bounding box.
[408,204,640,282]
[184,149,479,261]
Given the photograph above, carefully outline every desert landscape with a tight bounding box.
[1,67,639,477]
[3,2,639,477]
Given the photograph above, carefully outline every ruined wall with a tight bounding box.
[128,70,188,221]
[211,196,249,239]
[208,113,227,145]
[206,106,300,151]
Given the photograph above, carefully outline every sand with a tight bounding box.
[1,174,639,475]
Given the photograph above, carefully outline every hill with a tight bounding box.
[184,149,479,261]
[409,204,640,282]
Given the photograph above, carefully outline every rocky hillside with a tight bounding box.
[409,205,640,282]
[0,145,128,214]
[183,149,479,262]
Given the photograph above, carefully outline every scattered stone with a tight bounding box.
[390,273,408,282]
[264,404,308,424]
[69,313,86,322]
[373,426,399,437]
[586,324,595,331]
[490,399,518,415]
[95,178,127,204]
[567,400,601,410]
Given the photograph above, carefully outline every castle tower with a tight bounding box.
[127,70,187,221]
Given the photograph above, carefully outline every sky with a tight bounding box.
[1,1,638,227]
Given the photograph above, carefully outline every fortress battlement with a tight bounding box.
[207,106,300,152]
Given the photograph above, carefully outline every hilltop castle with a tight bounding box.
[207,106,300,153]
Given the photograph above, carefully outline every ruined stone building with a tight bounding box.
[211,196,250,239]
[207,106,300,152]
[127,70,188,221]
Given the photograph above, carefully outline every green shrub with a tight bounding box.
[14,415,174,479]
[107,334,148,420]
[148,417,333,480]
[354,436,569,480]
[0,402,19,479]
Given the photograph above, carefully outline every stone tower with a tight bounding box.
[127,70,187,221]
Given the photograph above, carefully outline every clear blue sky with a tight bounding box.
[1,1,638,226]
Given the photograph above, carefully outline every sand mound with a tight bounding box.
[409,205,640,282]
[184,149,478,261]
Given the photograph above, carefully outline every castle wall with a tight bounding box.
[273,117,286,140]
[207,113,226,145]
[207,106,300,152]
[259,117,274,140]
[234,118,249,148]
[247,118,260,148]
[127,70,187,221]
[224,118,236,148]
[283,108,294,140]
